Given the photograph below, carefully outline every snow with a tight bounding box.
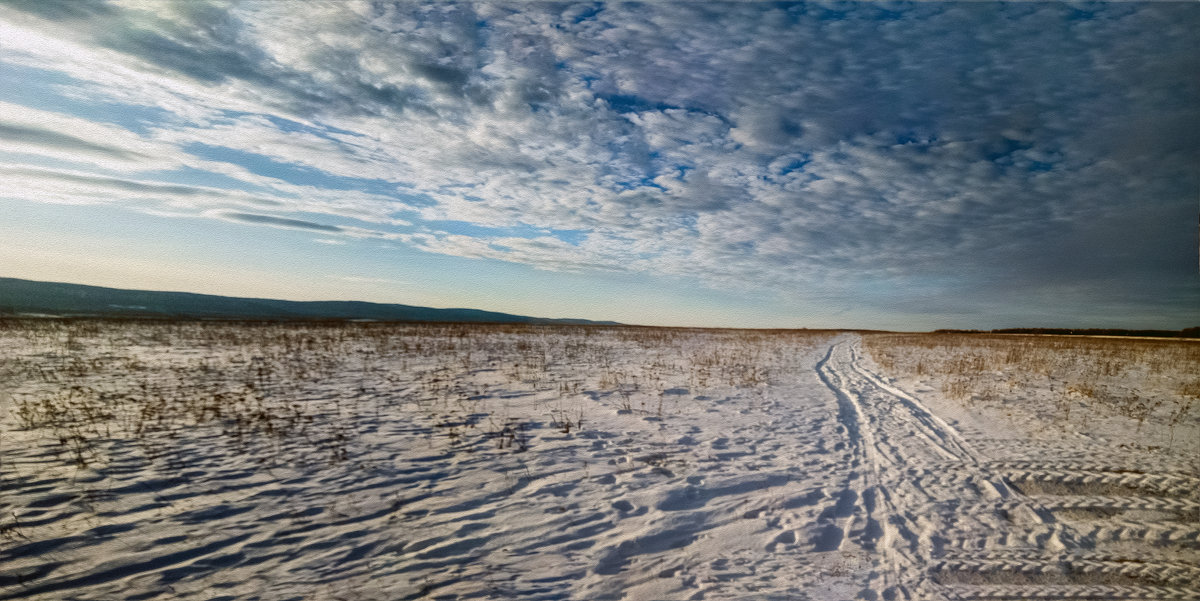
[0,321,1197,600]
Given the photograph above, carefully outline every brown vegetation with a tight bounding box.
[862,332,1200,442]
[0,319,830,477]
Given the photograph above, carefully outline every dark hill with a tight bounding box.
[0,277,619,325]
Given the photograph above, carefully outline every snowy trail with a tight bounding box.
[816,336,1200,601]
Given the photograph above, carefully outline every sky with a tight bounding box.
[0,1,1197,330]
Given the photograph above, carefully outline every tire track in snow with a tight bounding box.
[933,550,1200,586]
[815,336,1200,601]
[816,338,923,600]
[845,344,985,466]
[817,336,1008,598]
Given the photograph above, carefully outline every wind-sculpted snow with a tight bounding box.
[0,321,1196,600]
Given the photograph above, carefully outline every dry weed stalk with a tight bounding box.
[862,332,1199,442]
[1,319,835,484]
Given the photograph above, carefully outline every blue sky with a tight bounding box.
[0,1,1197,329]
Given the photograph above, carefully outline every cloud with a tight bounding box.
[1,1,1197,324]
[0,123,142,160]
[0,164,408,244]
[1,165,264,202]
[0,100,181,170]
[220,212,343,233]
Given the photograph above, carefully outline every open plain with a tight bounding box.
[1,320,1197,600]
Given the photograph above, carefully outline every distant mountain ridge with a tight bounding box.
[0,277,619,325]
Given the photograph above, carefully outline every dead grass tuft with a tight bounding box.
[862,333,1200,443]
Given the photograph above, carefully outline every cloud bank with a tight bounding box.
[1,1,1196,326]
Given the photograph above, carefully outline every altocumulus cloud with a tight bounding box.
[220,212,344,234]
[0,1,1196,325]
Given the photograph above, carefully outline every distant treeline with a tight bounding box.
[933,327,1200,339]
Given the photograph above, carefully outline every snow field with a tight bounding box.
[859,333,1200,599]
[0,321,1196,600]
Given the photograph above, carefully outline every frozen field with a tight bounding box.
[1,321,1197,600]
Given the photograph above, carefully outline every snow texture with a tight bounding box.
[1,321,1197,600]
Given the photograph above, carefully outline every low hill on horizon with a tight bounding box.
[0,277,620,325]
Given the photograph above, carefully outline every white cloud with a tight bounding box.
[1,1,1196,322]
[0,100,181,171]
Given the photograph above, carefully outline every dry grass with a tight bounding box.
[0,318,831,477]
[862,332,1200,442]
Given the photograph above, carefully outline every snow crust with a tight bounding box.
[0,322,1196,600]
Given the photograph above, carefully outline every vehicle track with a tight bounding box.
[945,584,1200,600]
[815,336,1200,601]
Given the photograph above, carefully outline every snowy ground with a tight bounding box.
[0,321,1196,600]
